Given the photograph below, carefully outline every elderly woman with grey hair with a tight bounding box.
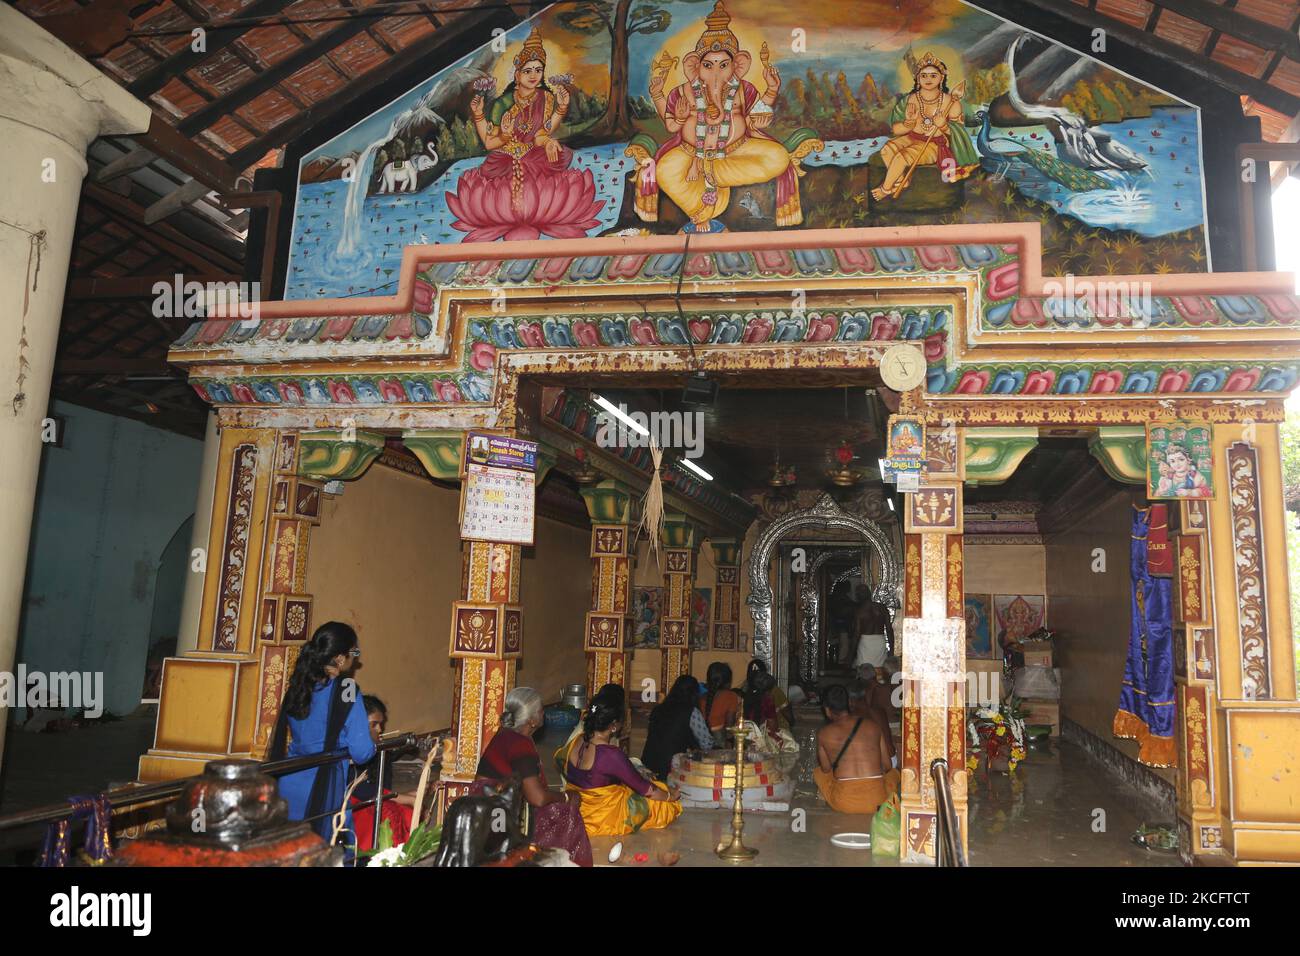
[471,686,592,866]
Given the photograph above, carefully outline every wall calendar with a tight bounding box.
[459,432,537,545]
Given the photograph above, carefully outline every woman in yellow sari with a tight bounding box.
[565,698,682,836]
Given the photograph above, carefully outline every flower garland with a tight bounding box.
[966,700,1027,773]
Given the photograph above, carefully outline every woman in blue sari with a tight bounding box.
[269,622,375,843]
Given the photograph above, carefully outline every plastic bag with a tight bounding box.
[871,792,901,858]
[1012,666,1060,700]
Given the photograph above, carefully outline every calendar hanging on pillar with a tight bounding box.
[459,432,538,545]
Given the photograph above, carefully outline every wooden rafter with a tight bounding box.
[224,5,506,170]
[82,184,243,274]
[1022,0,1300,117]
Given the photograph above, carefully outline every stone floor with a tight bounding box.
[0,703,1182,867]
[572,704,1181,868]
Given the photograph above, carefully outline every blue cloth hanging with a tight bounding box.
[1114,506,1177,767]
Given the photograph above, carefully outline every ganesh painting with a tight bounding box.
[288,0,1212,300]
[635,1,805,233]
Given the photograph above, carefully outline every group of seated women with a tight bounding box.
[274,624,790,867]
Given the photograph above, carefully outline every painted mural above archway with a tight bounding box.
[285,0,1210,300]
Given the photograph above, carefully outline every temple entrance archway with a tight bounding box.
[747,494,900,684]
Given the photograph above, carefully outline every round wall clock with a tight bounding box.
[879,344,927,391]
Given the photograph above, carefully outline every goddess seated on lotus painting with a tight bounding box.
[445,27,604,242]
[871,51,979,202]
[642,1,803,233]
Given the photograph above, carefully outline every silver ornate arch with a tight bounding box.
[746,493,901,667]
[798,549,863,685]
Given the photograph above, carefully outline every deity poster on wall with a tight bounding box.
[632,586,664,648]
[993,594,1046,649]
[690,588,712,650]
[1146,422,1214,500]
[964,593,995,659]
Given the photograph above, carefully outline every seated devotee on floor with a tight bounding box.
[642,674,714,779]
[743,669,781,735]
[813,684,898,815]
[701,661,742,741]
[555,682,625,776]
[475,687,593,866]
[351,695,415,854]
[270,622,375,842]
[566,697,682,836]
[746,658,794,731]
[848,678,896,768]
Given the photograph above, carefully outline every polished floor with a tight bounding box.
[0,703,1183,867]
[574,705,1181,868]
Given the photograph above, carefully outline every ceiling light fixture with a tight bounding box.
[592,394,649,437]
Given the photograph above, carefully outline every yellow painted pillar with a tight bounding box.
[441,539,523,802]
[1198,421,1300,864]
[140,428,381,781]
[404,429,530,805]
[140,427,281,781]
[659,513,701,692]
[899,476,968,864]
[709,539,741,651]
[578,481,637,694]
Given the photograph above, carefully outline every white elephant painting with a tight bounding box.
[377,144,439,194]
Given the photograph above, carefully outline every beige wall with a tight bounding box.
[1045,488,1175,782]
[964,543,1046,596]
[305,463,590,734]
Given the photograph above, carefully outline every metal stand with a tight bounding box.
[716,708,758,862]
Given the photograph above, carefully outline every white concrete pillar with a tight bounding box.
[176,412,220,654]
[0,7,150,770]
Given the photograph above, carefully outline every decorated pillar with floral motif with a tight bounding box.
[659,512,701,692]
[1197,420,1300,863]
[578,481,637,694]
[404,429,539,805]
[899,476,968,864]
[709,538,741,651]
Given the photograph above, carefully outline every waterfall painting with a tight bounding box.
[286,0,1210,300]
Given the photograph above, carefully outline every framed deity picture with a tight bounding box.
[993,594,1046,649]
[690,588,712,650]
[964,593,995,659]
[631,586,663,649]
[887,415,926,461]
[1146,422,1214,500]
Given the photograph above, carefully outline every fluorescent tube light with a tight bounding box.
[680,458,713,481]
[592,395,649,437]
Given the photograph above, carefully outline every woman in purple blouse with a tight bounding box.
[565,699,683,836]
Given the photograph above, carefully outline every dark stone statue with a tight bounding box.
[432,778,528,867]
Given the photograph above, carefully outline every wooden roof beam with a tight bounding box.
[224,6,509,170]
[82,184,243,274]
[125,0,301,98]
[1146,0,1300,64]
[1026,0,1300,117]
[56,357,175,375]
[92,145,157,184]
[135,113,245,193]
[68,273,242,299]
[142,178,214,224]
[176,15,375,136]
